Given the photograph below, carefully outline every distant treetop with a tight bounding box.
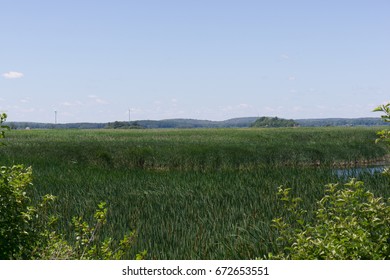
[250,116,298,128]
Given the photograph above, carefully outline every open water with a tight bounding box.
[333,165,385,178]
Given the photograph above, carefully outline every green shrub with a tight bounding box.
[0,164,49,259]
[267,179,390,259]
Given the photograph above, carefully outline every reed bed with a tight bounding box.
[1,127,389,259]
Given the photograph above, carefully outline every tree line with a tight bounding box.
[5,117,390,130]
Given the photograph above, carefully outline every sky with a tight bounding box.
[1,0,389,123]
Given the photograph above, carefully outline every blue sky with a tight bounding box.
[1,0,389,123]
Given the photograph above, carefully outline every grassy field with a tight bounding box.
[1,126,390,259]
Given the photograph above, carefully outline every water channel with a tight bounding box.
[333,165,386,178]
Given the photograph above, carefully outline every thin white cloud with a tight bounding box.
[2,71,24,79]
[220,105,233,112]
[238,103,252,109]
[61,102,73,107]
[316,105,327,110]
[18,107,36,113]
[61,101,83,107]
[219,104,254,115]
[95,98,108,105]
[87,95,108,105]
[292,106,303,112]
[263,106,285,113]
[288,76,296,81]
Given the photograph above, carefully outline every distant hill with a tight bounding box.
[5,117,260,129]
[5,117,389,130]
[136,117,259,129]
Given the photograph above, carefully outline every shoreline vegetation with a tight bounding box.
[1,126,390,259]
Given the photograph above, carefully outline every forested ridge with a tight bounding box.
[5,117,389,130]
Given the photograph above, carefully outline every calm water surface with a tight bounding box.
[333,166,385,178]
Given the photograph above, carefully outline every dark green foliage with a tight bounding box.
[105,121,144,129]
[251,116,297,128]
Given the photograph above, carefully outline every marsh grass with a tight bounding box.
[1,127,389,259]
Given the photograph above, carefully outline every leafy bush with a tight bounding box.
[0,164,48,259]
[373,103,390,176]
[268,179,390,259]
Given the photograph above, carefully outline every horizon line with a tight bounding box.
[3,116,383,125]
